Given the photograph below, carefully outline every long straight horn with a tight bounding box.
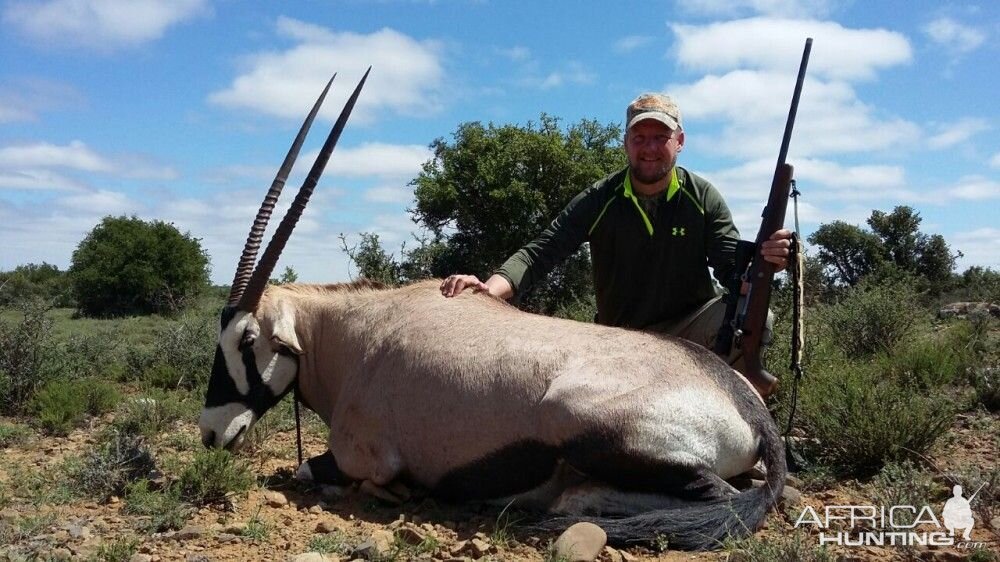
[227,74,337,307]
[238,67,372,312]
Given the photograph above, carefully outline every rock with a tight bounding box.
[216,533,239,543]
[780,485,803,507]
[449,540,469,556]
[175,525,207,540]
[316,520,340,534]
[353,530,394,559]
[991,516,1000,531]
[619,549,638,562]
[264,490,289,507]
[309,505,324,514]
[552,522,607,562]
[67,525,92,539]
[223,524,243,535]
[469,538,492,557]
[785,474,804,488]
[129,555,153,562]
[49,548,72,561]
[292,554,334,562]
[603,546,625,562]
[939,301,1000,319]
[395,525,425,545]
[184,555,209,562]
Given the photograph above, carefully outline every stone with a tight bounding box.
[292,554,333,562]
[49,549,72,561]
[785,474,804,488]
[449,540,469,556]
[223,524,243,535]
[469,538,492,557]
[129,555,153,562]
[67,525,92,539]
[264,490,289,507]
[353,530,394,559]
[316,520,340,534]
[395,525,425,545]
[780,485,803,507]
[552,522,607,562]
[184,555,209,562]
[603,546,625,562]
[174,525,207,540]
[619,548,638,561]
[991,516,1000,531]
[309,505,324,514]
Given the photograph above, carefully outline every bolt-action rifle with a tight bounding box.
[714,38,812,397]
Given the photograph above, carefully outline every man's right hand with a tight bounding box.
[440,274,490,297]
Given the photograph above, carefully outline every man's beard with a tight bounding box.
[630,160,671,185]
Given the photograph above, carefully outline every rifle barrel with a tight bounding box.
[776,38,813,169]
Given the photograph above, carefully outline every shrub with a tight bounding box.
[0,299,64,415]
[177,449,254,506]
[308,531,352,555]
[126,311,216,387]
[123,480,190,532]
[722,529,833,562]
[799,363,954,476]
[972,367,1000,412]
[0,421,32,448]
[111,391,193,439]
[819,279,923,356]
[877,337,971,390]
[0,262,73,307]
[31,377,121,435]
[93,535,140,562]
[72,431,156,502]
[867,461,944,527]
[69,215,210,317]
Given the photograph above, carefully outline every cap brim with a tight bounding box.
[627,112,679,131]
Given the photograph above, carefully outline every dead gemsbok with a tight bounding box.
[198,71,787,550]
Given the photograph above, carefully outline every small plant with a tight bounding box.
[177,449,254,506]
[394,530,440,558]
[972,367,1000,412]
[72,430,156,502]
[0,421,32,448]
[241,507,271,541]
[490,501,517,549]
[653,533,670,552]
[0,299,64,415]
[867,460,944,527]
[111,391,191,438]
[91,535,140,562]
[542,540,571,562]
[308,531,351,555]
[5,463,76,506]
[123,480,190,532]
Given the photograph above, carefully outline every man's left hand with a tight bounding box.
[760,228,793,272]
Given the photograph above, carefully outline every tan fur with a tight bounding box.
[251,279,759,489]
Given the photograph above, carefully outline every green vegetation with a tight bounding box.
[69,215,210,317]
[0,421,32,448]
[90,535,140,562]
[722,529,833,561]
[123,480,191,532]
[241,507,271,540]
[71,431,157,502]
[32,377,120,435]
[177,449,255,506]
[307,531,352,555]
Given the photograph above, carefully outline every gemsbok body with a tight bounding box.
[199,71,786,550]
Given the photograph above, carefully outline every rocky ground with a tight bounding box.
[1,407,998,562]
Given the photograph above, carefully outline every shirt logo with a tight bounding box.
[672,227,686,236]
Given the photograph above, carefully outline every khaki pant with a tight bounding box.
[646,296,773,372]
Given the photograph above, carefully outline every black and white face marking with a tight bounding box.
[199,306,299,450]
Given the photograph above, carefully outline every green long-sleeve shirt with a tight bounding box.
[495,166,739,329]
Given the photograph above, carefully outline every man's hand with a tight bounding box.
[760,228,793,272]
[440,274,490,297]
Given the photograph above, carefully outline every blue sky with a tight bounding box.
[1,0,997,284]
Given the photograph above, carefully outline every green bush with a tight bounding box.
[722,529,833,562]
[72,431,156,502]
[867,461,944,527]
[0,262,73,308]
[0,300,64,415]
[31,377,121,435]
[123,480,190,532]
[819,279,924,356]
[799,363,954,476]
[69,215,210,317]
[308,531,352,555]
[93,535,140,562]
[0,422,32,448]
[177,449,254,506]
[876,337,971,390]
[111,391,194,439]
[126,311,215,387]
[972,367,1000,411]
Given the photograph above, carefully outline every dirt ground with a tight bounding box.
[1,408,998,562]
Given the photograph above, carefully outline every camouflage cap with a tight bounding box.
[626,93,682,131]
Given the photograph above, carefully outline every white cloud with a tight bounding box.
[953,227,1000,270]
[679,0,837,18]
[3,0,208,51]
[324,142,432,179]
[671,71,918,159]
[923,17,986,54]
[537,62,596,90]
[0,169,86,191]
[947,175,1000,200]
[0,140,112,172]
[990,152,1000,168]
[0,77,83,123]
[57,189,140,214]
[209,18,445,124]
[497,46,531,61]
[614,35,653,53]
[927,118,990,150]
[364,184,414,204]
[671,18,912,81]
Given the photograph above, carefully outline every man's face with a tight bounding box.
[625,119,684,187]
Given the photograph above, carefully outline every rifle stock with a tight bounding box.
[735,38,812,398]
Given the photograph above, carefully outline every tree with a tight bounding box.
[339,232,402,286]
[69,216,210,316]
[808,206,958,292]
[0,262,73,307]
[808,221,884,286]
[410,114,626,313]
